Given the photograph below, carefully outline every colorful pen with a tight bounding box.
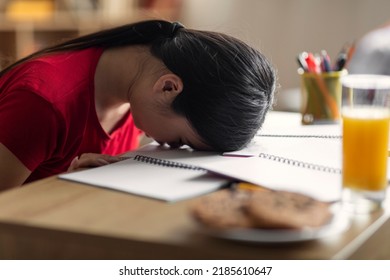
[297,52,308,72]
[321,50,332,72]
[335,54,347,71]
[297,42,353,73]
[305,52,320,73]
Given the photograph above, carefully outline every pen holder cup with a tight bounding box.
[299,69,346,125]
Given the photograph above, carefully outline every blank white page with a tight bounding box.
[59,157,227,202]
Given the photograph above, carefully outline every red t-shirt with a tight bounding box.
[0,48,142,183]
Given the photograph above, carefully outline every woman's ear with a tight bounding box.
[152,74,183,99]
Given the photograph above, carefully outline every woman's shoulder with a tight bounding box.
[31,47,104,76]
[0,49,102,130]
[35,47,104,65]
[2,48,104,100]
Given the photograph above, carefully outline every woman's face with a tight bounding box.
[127,58,211,151]
[129,78,210,150]
[132,105,210,150]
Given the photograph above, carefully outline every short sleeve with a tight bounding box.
[0,90,61,171]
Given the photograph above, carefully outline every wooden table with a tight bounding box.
[0,175,389,260]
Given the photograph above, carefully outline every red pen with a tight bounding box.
[305,52,320,73]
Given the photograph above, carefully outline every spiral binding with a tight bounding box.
[257,134,341,139]
[132,152,341,175]
[258,153,341,174]
[133,155,204,171]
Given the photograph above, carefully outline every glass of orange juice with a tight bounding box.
[341,74,390,213]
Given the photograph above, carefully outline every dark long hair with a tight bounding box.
[0,20,276,151]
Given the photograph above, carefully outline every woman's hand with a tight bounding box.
[67,153,126,172]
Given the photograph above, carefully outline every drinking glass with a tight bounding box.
[341,74,390,213]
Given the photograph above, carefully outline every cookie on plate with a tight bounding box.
[245,190,332,229]
[191,189,254,229]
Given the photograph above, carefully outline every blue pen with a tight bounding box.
[321,50,331,72]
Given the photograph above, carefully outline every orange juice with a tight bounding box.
[342,106,390,191]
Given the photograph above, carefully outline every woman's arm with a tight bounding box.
[67,153,127,172]
[0,143,31,190]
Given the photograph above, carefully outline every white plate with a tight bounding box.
[201,210,350,243]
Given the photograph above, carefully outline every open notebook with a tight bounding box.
[59,144,230,202]
[59,139,343,202]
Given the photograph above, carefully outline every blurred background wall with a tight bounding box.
[1,0,390,110]
[181,0,390,110]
